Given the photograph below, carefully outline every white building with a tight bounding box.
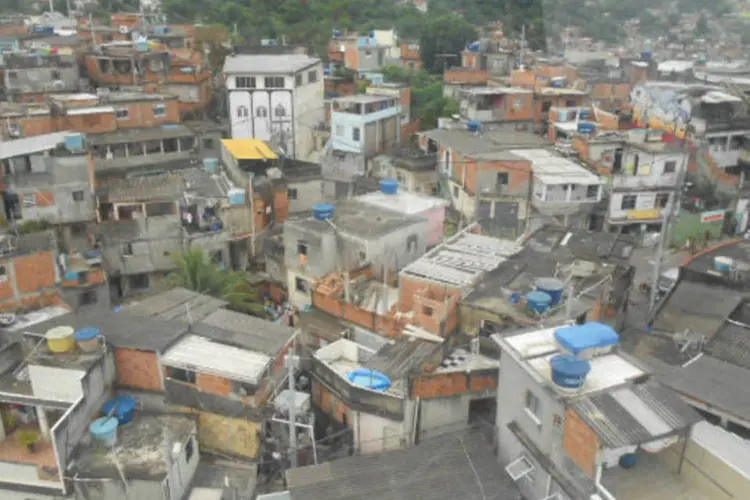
[605,130,688,232]
[223,54,324,161]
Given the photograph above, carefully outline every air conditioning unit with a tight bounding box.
[118,25,130,34]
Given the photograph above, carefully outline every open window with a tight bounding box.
[505,454,535,482]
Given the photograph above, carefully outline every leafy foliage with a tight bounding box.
[166,248,267,318]
[419,14,477,73]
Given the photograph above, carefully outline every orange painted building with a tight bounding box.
[0,231,63,313]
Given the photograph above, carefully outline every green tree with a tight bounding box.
[419,14,477,74]
[166,248,266,317]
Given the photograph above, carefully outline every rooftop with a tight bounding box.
[20,309,187,353]
[222,53,320,74]
[363,336,441,379]
[287,199,425,240]
[333,93,392,104]
[97,167,229,202]
[538,87,587,96]
[125,288,227,324]
[88,125,193,146]
[400,230,522,288]
[498,326,647,398]
[71,413,196,480]
[421,123,548,155]
[626,139,684,155]
[356,189,447,215]
[221,139,278,161]
[285,430,519,500]
[459,86,531,95]
[510,149,602,186]
[314,339,405,398]
[161,333,271,385]
[0,131,71,160]
[191,308,297,357]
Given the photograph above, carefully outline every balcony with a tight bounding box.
[610,172,678,190]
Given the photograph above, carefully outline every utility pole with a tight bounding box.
[285,343,298,469]
[649,124,690,312]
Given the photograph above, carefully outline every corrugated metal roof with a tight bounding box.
[161,334,271,385]
[571,380,702,448]
[0,130,70,160]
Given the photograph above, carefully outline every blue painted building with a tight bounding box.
[330,94,401,156]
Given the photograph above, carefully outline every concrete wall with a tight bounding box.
[293,63,325,161]
[495,348,566,500]
[28,364,85,403]
[331,106,401,154]
[660,423,750,500]
[608,191,674,222]
[287,178,324,213]
[61,282,111,314]
[5,65,79,95]
[0,461,60,492]
[100,215,183,276]
[418,396,470,440]
[615,149,685,189]
[175,408,261,459]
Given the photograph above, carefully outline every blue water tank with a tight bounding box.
[324,68,332,77]
[347,369,392,392]
[332,29,342,38]
[90,417,118,446]
[535,277,565,306]
[203,157,218,174]
[313,203,335,221]
[551,77,567,88]
[577,122,596,135]
[153,25,170,35]
[102,396,137,425]
[554,323,620,356]
[65,271,80,281]
[550,354,591,389]
[84,249,102,260]
[75,327,101,342]
[227,188,246,205]
[468,42,481,52]
[467,120,481,133]
[32,25,54,35]
[137,41,150,52]
[380,179,399,195]
[620,453,637,469]
[526,291,552,313]
[579,109,592,120]
[65,133,85,152]
[641,51,653,60]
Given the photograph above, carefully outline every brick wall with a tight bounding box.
[313,378,352,425]
[411,370,498,399]
[562,408,600,477]
[196,372,232,396]
[13,251,57,295]
[444,68,489,85]
[115,347,163,391]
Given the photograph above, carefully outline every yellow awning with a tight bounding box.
[221,139,278,160]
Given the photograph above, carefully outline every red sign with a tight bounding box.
[701,210,725,223]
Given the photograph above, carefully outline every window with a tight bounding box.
[235,76,256,88]
[72,190,85,202]
[185,436,194,462]
[152,104,166,118]
[664,160,677,174]
[524,390,541,424]
[0,265,7,283]
[297,241,308,255]
[496,172,509,186]
[565,100,577,107]
[7,70,17,81]
[115,108,129,120]
[308,70,318,83]
[541,101,552,112]
[586,185,599,199]
[656,192,670,208]
[352,127,360,141]
[621,194,637,210]
[255,106,267,118]
[237,106,249,118]
[123,242,133,255]
[453,185,459,197]
[202,138,213,150]
[632,154,640,174]
[79,290,98,306]
[295,277,310,293]
[274,104,286,117]
[335,124,344,136]
[359,250,367,262]
[423,305,434,316]
[295,73,303,87]
[288,188,298,200]
[264,76,285,88]
[129,273,149,289]
[167,366,196,383]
